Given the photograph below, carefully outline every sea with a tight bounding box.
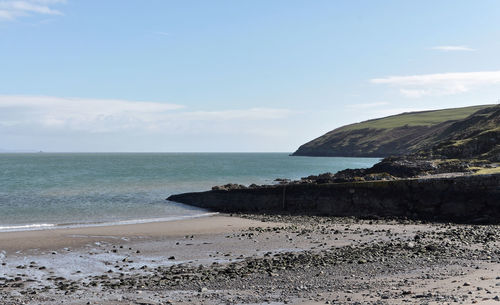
[0,153,379,232]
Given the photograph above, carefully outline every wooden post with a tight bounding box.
[282,185,286,210]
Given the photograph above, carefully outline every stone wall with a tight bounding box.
[167,174,500,224]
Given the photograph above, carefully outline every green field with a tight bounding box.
[338,104,493,131]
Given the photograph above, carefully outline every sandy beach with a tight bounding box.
[0,215,269,254]
[1,214,500,305]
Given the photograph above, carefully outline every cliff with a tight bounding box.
[293,104,496,158]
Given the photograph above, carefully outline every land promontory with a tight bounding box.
[292,104,497,158]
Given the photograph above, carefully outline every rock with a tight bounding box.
[212,183,247,191]
[135,299,158,305]
[274,178,291,184]
[425,245,438,252]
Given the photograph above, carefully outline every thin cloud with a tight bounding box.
[371,70,500,98]
[0,95,292,133]
[0,0,65,21]
[0,95,184,132]
[347,102,389,109]
[182,108,292,121]
[430,45,476,52]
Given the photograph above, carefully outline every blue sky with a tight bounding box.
[1,0,500,152]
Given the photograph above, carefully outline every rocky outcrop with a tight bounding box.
[168,174,500,224]
[285,157,494,184]
[420,106,500,162]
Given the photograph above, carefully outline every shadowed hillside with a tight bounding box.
[293,104,496,158]
[420,105,500,161]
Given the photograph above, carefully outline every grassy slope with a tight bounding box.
[337,105,492,131]
[293,104,496,157]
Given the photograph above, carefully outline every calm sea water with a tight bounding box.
[0,153,379,231]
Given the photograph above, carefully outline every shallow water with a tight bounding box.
[0,153,379,230]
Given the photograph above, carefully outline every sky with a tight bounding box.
[1,0,500,152]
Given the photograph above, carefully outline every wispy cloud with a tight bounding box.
[180,108,292,121]
[0,0,65,21]
[155,31,170,36]
[0,95,292,133]
[346,102,389,110]
[430,45,475,52]
[371,70,500,98]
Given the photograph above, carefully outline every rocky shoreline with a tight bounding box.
[89,218,500,304]
[212,156,498,187]
[1,214,499,304]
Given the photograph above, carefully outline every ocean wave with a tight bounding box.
[0,223,56,232]
[0,212,219,233]
[109,212,220,226]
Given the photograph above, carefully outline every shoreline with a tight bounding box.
[1,214,499,304]
[0,212,219,233]
[0,214,278,254]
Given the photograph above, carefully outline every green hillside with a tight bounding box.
[338,105,491,131]
[293,104,496,158]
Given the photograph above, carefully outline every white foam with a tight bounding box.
[107,212,219,226]
[0,223,56,232]
[0,212,219,233]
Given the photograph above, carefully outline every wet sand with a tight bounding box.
[0,215,270,254]
[1,214,499,305]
